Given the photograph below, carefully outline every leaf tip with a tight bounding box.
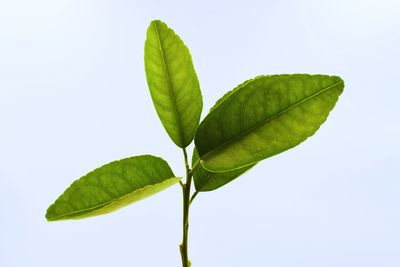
[45,206,56,222]
[331,75,345,88]
[149,19,166,29]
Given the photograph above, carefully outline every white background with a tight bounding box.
[1,1,399,266]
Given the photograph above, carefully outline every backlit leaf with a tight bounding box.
[195,74,344,171]
[144,20,202,148]
[46,155,180,221]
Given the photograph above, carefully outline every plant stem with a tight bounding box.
[180,148,192,267]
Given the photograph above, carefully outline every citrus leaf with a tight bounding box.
[144,20,203,148]
[46,155,180,221]
[195,74,344,171]
[192,148,254,192]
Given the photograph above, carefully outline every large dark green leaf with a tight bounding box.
[195,74,344,171]
[144,20,203,148]
[192,148,254,192]
[46,155,180,221]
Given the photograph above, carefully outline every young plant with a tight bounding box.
[46,20,344,266]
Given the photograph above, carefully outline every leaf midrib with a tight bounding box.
[200,80,344,162]
[153,21,186,146]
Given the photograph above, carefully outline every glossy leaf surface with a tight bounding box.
[192,148,254,192]
[195,74,344,171]
[144,20,202,148]
[46,155,180,221]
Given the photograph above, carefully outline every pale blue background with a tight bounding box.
[1,1,399,266]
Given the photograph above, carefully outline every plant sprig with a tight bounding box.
[46,20,344,267]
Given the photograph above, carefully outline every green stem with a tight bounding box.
[180,148,192,267]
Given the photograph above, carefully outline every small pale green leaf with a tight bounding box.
[144,20,203,148]
[195,74,344,171]
[192,148,254,192]
[46,155,180,221]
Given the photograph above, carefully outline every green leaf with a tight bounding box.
[195,74,344,171]
[46,155,180,221]
[144,20,203,148]
[192,148,254,192]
